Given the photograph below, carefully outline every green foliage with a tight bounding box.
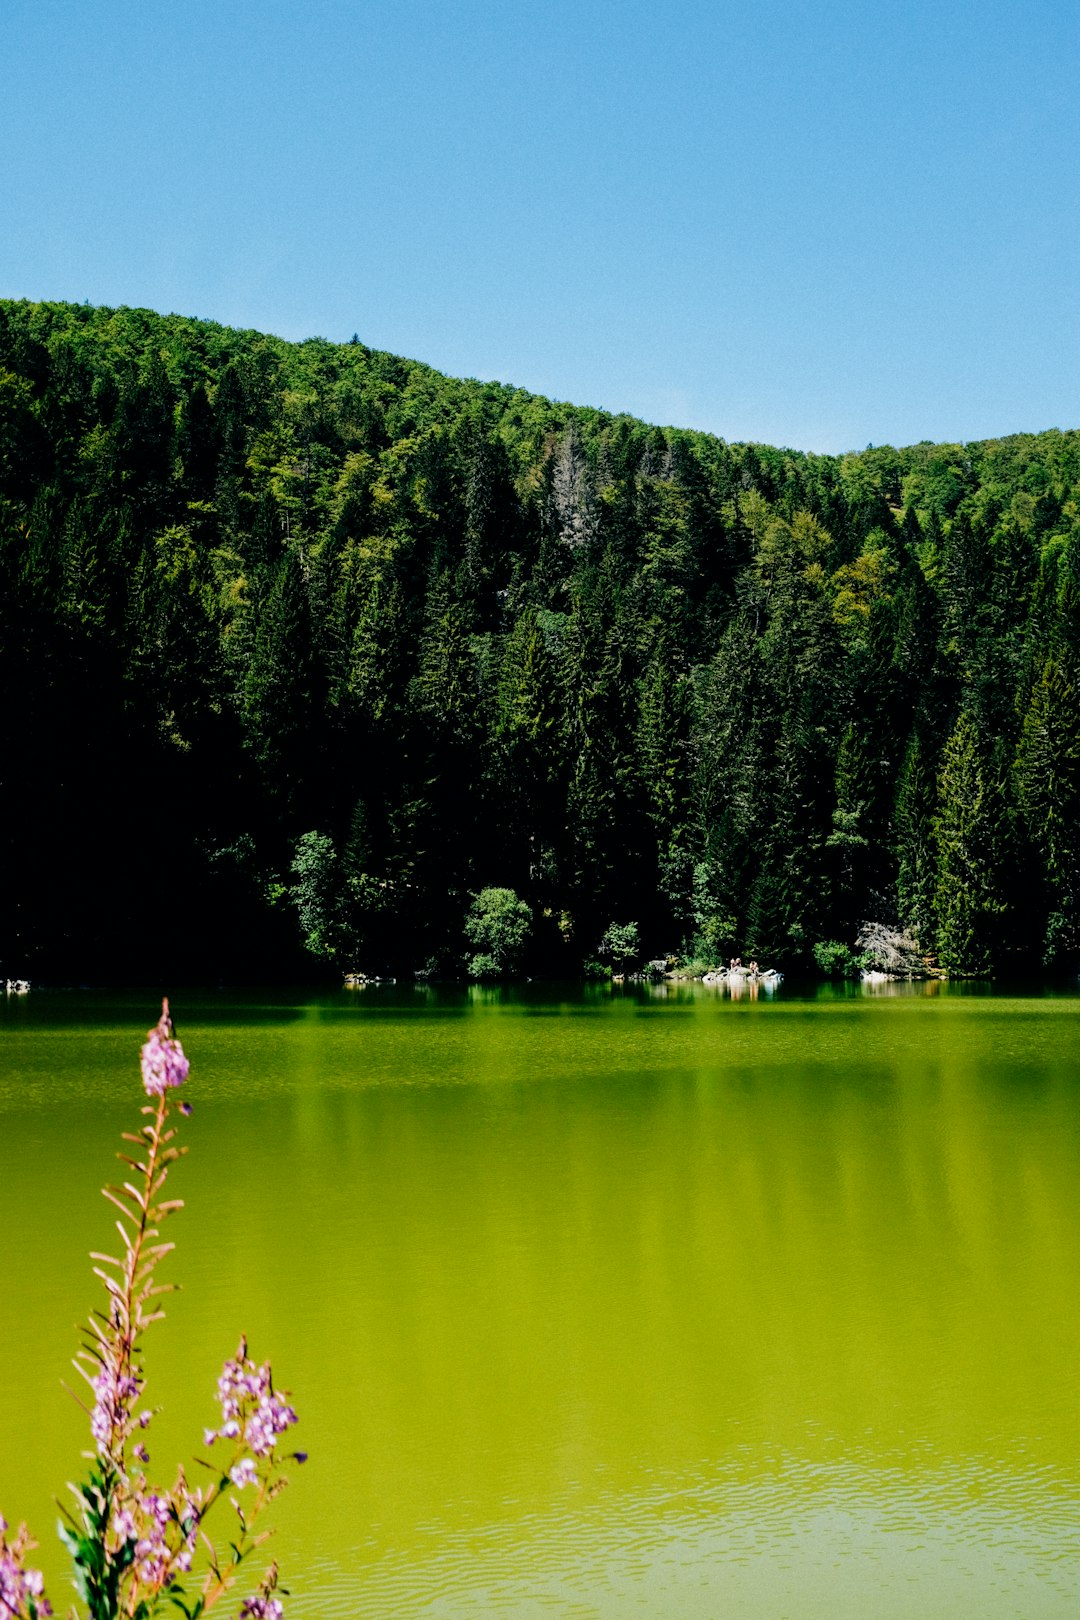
[894,732,937,948]
[694,914,737,965]
[464,887,533,978]
[933,712,1009,974]
[688,862,737,964]
[598,920,640,970]
[826,723,874,941]
[2,296,1079,981]
[290,831,340,959]
[1015,656,1080,963]
[58,1459,129,1620]
[812,940,869,979]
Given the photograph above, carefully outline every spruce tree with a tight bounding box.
[1015,656,1080,964]
[933,711,1008,974]
[894,731,937,950]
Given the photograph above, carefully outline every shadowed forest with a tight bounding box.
[1,299,1078,981]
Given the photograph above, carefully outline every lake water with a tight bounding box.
[1,982,1079,1618]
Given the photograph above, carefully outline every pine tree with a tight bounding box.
[894,731,937,949]
[744,703,831,961]
[825,722,875,941]
[241,548,319,801]
[1015,656,1080,964]
[414,570,476,740]
[933,711,1008,974]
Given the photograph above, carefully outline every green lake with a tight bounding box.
[2,983,1079,1617]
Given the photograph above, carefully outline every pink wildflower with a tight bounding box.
[110,1509,136,1545]
[244,1389,298,1458]
[238,1561,283,1619]
[0,1519,51,1619]
[90,1365,141,1454]
[216,1343,298,1459]
[140,999,190,1097]
[9,1008,302,1620]
[143,1495,171,1531]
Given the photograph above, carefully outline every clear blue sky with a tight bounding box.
[2,0,1077,452]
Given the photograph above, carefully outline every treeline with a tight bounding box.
[1,298,1078,981]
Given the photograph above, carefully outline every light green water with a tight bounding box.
[2,983,1080,1618]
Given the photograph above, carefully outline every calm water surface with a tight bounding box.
[1,983,1079,1618]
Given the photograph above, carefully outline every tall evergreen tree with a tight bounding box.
[933,711,1009,974]
[1015,656,1080,964]
[894,731,937,950]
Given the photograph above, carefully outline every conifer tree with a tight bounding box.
[1015,656,1080,963]
[933,711,1008,973]
[826,722,874,941]
[894,731,937,949]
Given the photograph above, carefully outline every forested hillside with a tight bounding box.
[1,298,1078,981]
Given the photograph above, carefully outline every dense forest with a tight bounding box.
[1,298,1078,982]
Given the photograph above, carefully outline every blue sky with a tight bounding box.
[2,0,1077,452]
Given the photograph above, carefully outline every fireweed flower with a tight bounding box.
[210,1341,299,1459]
[89,1360,142,1455]
[114,1481,203,1589]
[140,998,190,1096]
[0,999,309,1620]
[229,1460,259,1490]
[240,1599,283,1620]
[239,1562,284,1620]
[0,1519,50,1620]
[109,1508,137,1544]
